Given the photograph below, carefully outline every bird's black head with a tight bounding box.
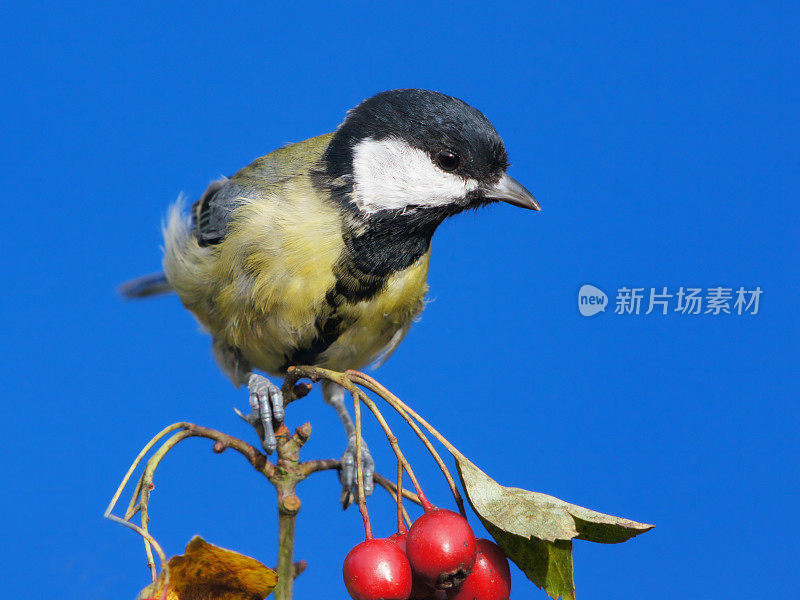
[322,89,538,219]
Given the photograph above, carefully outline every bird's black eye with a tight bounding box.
[436,150,460,172]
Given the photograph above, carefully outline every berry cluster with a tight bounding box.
[343,508,511,600]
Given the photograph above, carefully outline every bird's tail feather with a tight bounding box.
[118,272,173,299]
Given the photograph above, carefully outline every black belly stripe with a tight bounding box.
[282,290,345,368]
[278,204,444,370]
[280,262,390,370]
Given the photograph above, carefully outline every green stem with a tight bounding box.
[346,371,467,460]
[356,391,433,511]
[269,422,313,600]
[274,490,301,600]
[347,371,467,516]
[353,388,373,539]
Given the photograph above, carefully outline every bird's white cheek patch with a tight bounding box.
[351,137,479,213]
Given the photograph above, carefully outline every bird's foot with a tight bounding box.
[339,434,375,509]
[242,373,284,454]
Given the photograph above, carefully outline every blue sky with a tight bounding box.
[1,1,798,598]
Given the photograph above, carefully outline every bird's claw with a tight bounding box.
[246,373,284,454]
[339,434,375,509]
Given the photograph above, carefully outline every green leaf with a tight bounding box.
[483,521,575,600]
[455,457,653,599]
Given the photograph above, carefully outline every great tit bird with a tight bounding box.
[122,89,538,501]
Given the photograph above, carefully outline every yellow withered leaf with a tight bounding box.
[138,536,278,600]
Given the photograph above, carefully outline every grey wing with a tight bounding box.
[191,158,294,247]
[191,137,327,247]
[191,177,244,247]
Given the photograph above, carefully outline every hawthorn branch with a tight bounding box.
[107,368,455,600]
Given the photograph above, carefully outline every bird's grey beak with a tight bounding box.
[483,173,540,211]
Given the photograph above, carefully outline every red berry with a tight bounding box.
[343,538,413,600]
[446,538,511,600]
[406,509,477,589]
[390,532,437,599]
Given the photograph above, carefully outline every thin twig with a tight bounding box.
[397,461,409,531]
[373,472,422,506]
[348,370,466,517]
[353,389,373,539]
[298,458,341,477]
[104,422,187,520]
[106,422,273,585]
[289,366,435,510]
[286,454,422,520]
[139,429,194,579]
[105,424,190,582]
[106,513,169,592]
[356,390,432,511]
[346,370,467,460]
[124,475,145,520]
